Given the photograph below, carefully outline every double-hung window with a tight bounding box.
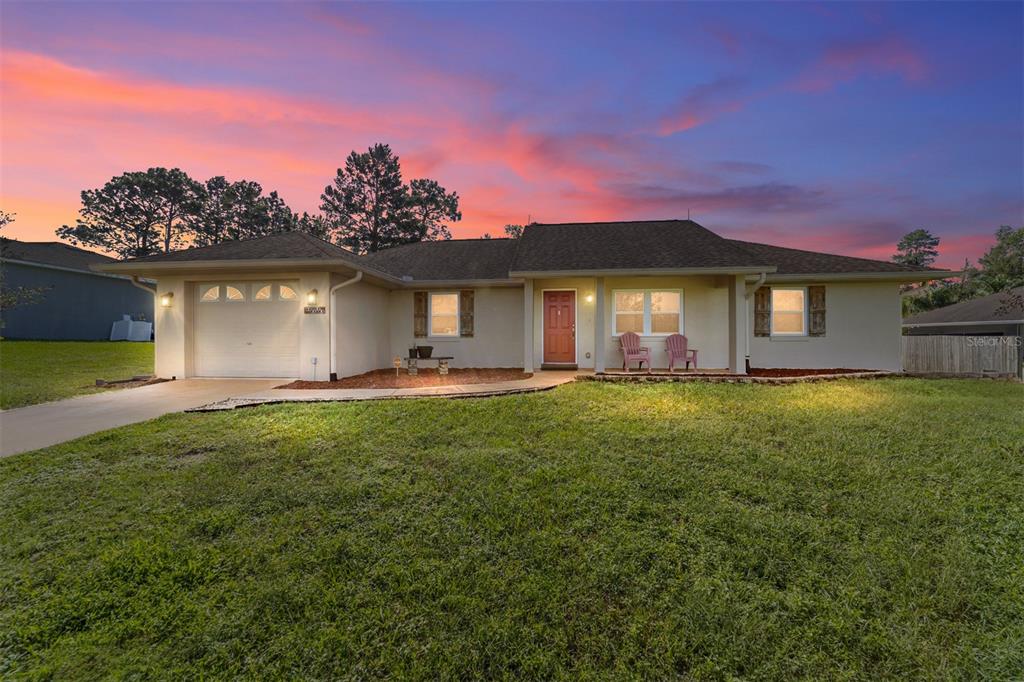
[770,287,807,336]
[613,290,683,336]
[429,292,459,336]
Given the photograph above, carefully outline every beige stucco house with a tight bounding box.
[96,220,949,380]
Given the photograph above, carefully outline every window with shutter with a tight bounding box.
[459,290,474,337]
[413,291,428,338]
[808,285,826,337]
[754,287,770,337]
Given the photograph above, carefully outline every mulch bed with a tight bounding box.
[585,368,891,385]
[748,368,872,377]
[279,368,532,390]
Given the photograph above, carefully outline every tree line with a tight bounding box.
[55,144,460,259]
[893,226,1024,314]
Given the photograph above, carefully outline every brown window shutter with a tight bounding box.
[459,290,474,337]
[413,291,427,338]
[808,285,826,337]
[754,287,771,337]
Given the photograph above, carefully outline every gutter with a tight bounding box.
[902,319,1024,328]
[767,270,960,283]
[329,271,363,381]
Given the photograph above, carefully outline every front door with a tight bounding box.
[543,290,576,364]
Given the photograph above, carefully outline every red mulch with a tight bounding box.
[279,368,532,390]
[747,368,873,377]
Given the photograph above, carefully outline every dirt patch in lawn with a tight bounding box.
[279,368,532,390]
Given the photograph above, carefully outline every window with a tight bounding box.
[613,289,683,335]
[278,285,297,300]
[614,291,644,334]
[650,291,681,334]
[199,284,220,302]
[429,292,459,336]
[254,284,272,301]
[771,288,806,335]
[225,285,245,302]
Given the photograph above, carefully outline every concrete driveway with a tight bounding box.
[0,378,285,458]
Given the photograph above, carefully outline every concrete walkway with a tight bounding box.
[0,378,284,458]
[191,371,581,411]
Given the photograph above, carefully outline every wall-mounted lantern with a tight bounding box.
[585,293,595,303]
[160,292,174,308]
[306,289,318,305]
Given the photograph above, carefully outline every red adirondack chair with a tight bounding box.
[619,332,651,372]
[665,333,698,372]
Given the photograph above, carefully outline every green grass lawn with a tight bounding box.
[1,379,1021,679]
[0,340,154,409]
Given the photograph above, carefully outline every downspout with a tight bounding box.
[329,270,363,381]
[130,275,156,296]
[744,271,767,300]
[743,272,768,372]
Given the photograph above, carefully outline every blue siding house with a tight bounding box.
[1,240,154,340]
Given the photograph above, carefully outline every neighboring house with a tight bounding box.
[1,240,154,340]
[95,220,949,380]
[903,287,1024,337]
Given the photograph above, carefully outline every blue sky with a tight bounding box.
[1,1,1020,265]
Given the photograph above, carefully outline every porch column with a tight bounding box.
[727,274,748,374]
[523,279,534,372]
[594,277,606,373]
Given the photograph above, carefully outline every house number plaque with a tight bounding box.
[303,306,326,314]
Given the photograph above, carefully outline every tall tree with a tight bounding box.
[503,224,524,238]
[977,225,1024,292]
[319,143,459,253]
[892,229,940,268]
[57,168,202,259]
[405,178,458,242]
[187,178,318,246]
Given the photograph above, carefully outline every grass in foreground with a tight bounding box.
[0,340,154,409]
[0,379,1022,679]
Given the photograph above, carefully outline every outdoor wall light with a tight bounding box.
[585,293,594,303]
[306,289,318,305]
[159,292,174,308]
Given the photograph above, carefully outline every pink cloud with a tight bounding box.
[791,38,929,93]
[657,77,749,135]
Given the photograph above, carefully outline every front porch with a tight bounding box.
[523,274,752,374]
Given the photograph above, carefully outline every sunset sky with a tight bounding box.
[1,1,1021,267]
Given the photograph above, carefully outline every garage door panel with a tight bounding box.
[194,282,300,377]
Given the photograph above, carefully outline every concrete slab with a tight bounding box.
[0,378,286,458]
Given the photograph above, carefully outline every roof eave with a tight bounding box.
[902,319,1024,327]
[509,265,777,278]
[92,258,403,284]
[767,270,959,283]
[397,278,524,288]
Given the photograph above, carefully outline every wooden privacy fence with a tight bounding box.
[902,335,1021,377]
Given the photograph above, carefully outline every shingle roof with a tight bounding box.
[362,238,519,281]
[511,220,773,272]
[100,219,953,282]
[726,239,943,275]
[124,231,360,263]
[903,287,1024,325]
[0,239,116,272]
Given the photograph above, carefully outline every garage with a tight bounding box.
[193,281,301,377]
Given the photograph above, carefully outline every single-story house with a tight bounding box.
[1,239,154,340]
[94,220,949,380]
[903,286,1024,337]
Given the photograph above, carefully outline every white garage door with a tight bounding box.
[194,281,300,377]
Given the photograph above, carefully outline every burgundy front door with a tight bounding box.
[543,291,576,364]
